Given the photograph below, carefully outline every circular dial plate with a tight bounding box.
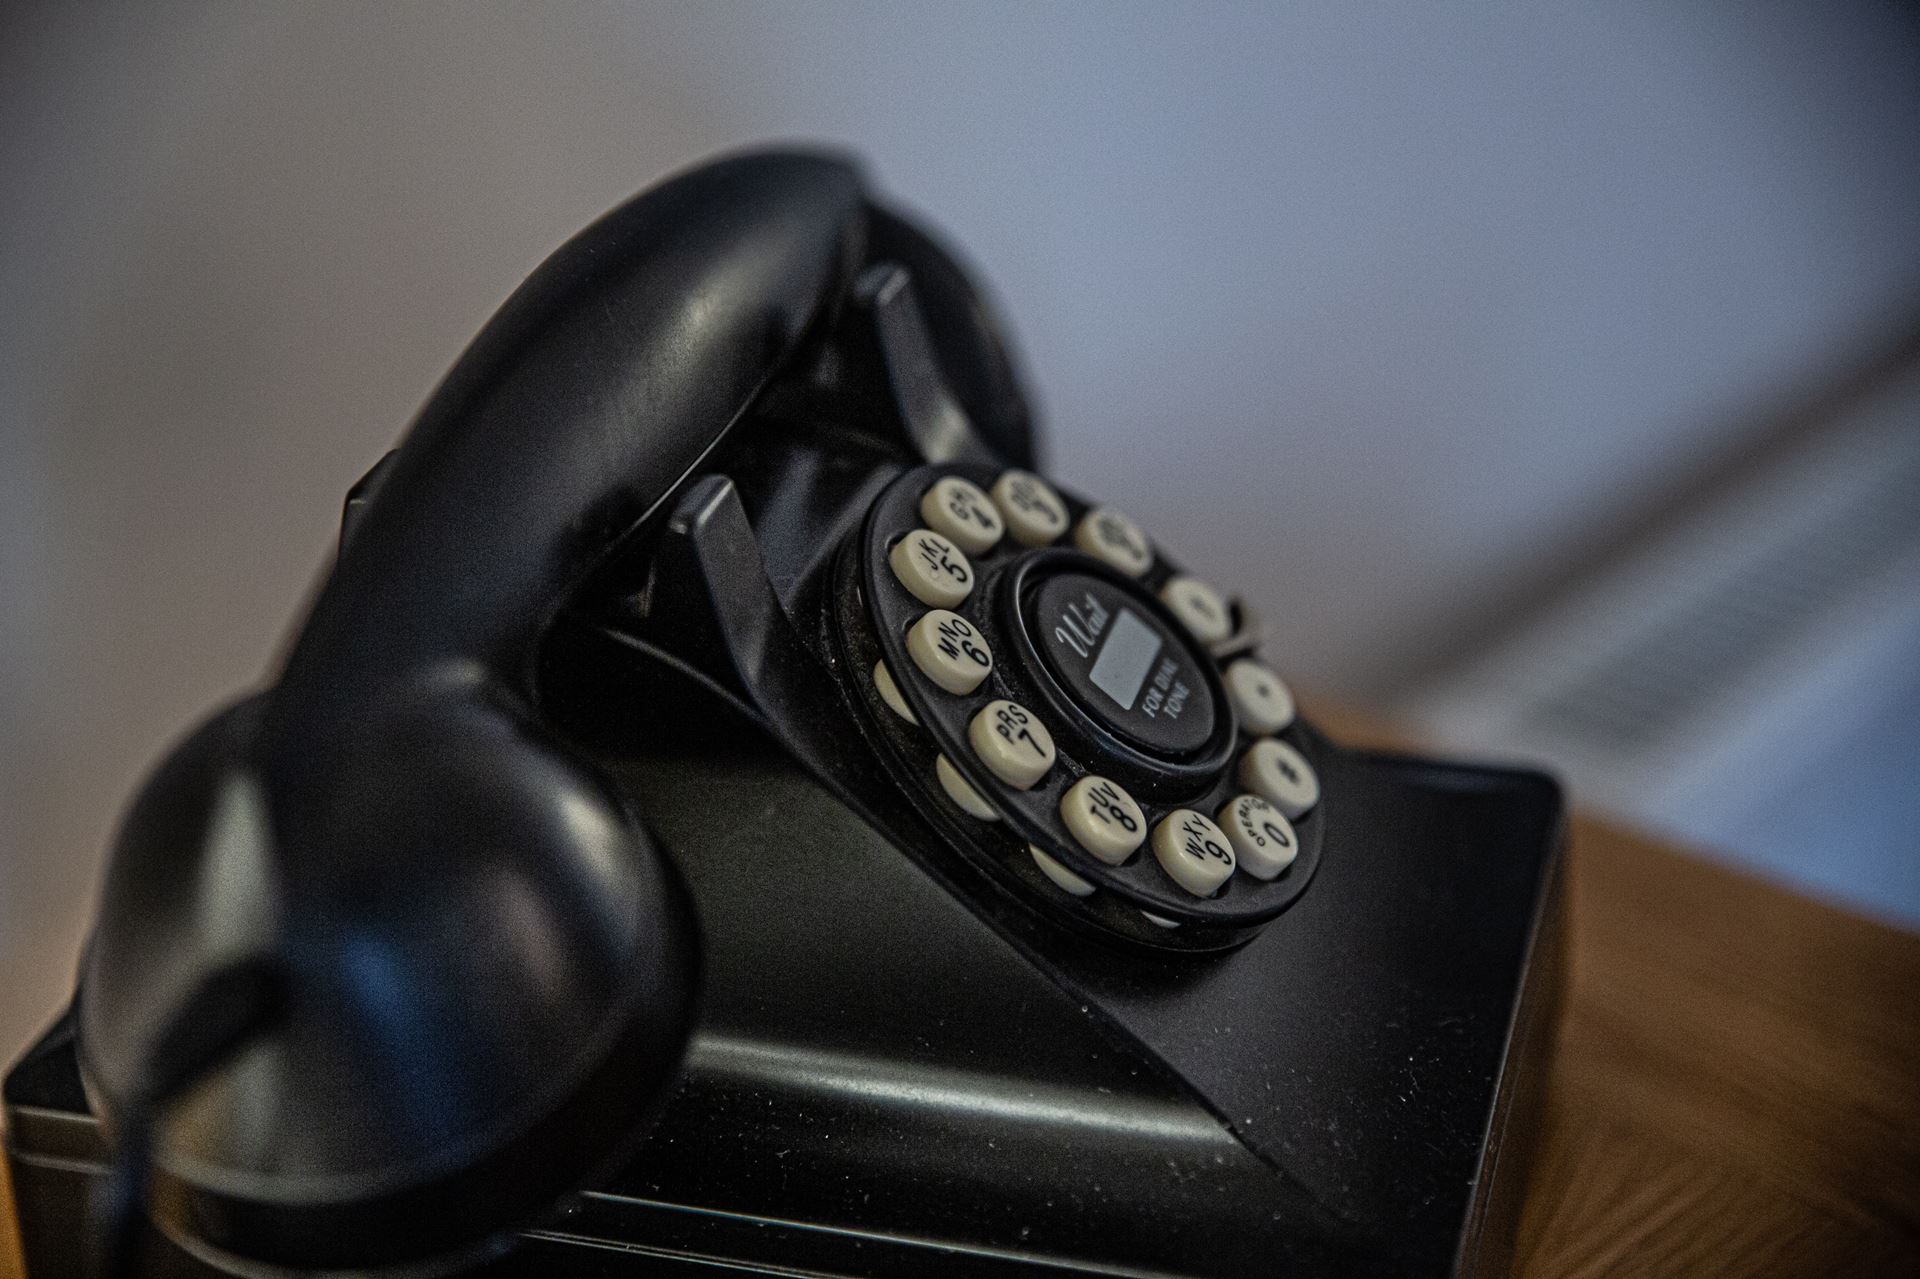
[1028,570,1216,757]
[841,461,1324,948]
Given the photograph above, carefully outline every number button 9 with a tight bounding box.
[1151,809,1236,897]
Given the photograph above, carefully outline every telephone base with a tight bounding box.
[8,691,1563,1278]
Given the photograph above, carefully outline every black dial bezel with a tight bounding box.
[839,461,1324,951]
[1001,550,1233,793]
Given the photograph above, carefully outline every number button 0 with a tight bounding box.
[1151,809,1236,897]
[889,528,974,608]
[1238,738,1320,819]
[905,609,993,694]
[921,476,1005,555]
[1223,660,1295,734]
[1073,506,1153,577]
[1059,775,1147,865]
[990,470,1070,546]
[1218,793,1298,880]
[1160,575,1233,644]
[968,698,1056,789]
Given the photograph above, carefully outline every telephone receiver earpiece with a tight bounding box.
[75,149,879,1273]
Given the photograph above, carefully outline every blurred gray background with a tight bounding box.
[3,2,1918,1057]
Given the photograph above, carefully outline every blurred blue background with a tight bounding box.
[3,2,1917,1054]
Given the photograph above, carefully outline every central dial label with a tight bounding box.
[1028,571,1216,757]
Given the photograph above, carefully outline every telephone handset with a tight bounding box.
[7,149,1567,1277]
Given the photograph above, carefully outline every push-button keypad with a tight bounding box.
[851,460,1323,950]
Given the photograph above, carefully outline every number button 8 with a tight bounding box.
[1059,775,1147,865]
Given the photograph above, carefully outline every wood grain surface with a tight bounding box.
[1515,814,1920,1276]
[0,1150,15,1279]
[4,810,1916,1278]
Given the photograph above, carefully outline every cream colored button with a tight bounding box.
[936,754,998,821]
[872,660,917,724]
[990,470,1070,545]
[1058,775,1148,865]
[1029,845,1094,897]
[1160,575,1233,644]
[968,699,1056,789]
[1218,793,1299,880]
[1224,659,1295,734]
[888,528,974,608]
[1238,738,1320,819]
[1073,506,1153,577]
[920,476,1005,555]
[905,610,993,694]
[1151,809,1236,897]
[1140,911,1181,929]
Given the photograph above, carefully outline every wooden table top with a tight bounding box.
[5,803,1916,1277]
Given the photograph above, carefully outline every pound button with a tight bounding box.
[1238,738,1320,819]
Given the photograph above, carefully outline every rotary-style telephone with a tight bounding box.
[4,149,1564,1277]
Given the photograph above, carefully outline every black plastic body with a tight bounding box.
[6,148,1565,1275]
[8,718,1564,1276]
[9,403,1566,1277]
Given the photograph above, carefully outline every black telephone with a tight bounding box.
[5,149,1565,1277]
